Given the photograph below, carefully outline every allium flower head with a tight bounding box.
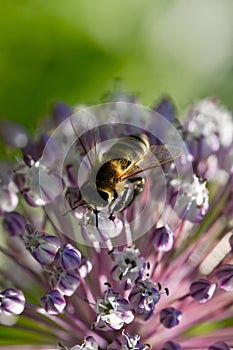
[182,98,233,179]
[183,98,233,149]
[0,94,233,350]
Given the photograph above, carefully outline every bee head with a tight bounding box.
[80,182,115,210]
[97,190,110,202]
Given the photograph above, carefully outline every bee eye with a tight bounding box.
[98,190,109,202]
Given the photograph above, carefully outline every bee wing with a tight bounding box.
[119,145,183,180]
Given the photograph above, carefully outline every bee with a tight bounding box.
[73,134,182,227]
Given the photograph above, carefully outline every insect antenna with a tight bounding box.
[91,126,98,163]
[69,115,94,167]
[62,202,83,216]
[63,202,100,229]
[79,135,93,167]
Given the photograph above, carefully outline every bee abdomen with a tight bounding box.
[105,134,150,160]
[128,134,149,148]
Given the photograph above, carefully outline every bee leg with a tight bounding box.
[93,209,99,228]
[128,177,145,196]
[109,212,115,221]
[109,186,132,213]
[108,191,118,220]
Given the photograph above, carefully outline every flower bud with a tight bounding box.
[23,154,34,167]
[190,278,216,303]
[208,342,230,350]
[152,225,174,252]
[0,288,25,315]
[0,186,18,214]
[0,120,28,149]
[22,160,62,207]
[160,307,182,328]
[22,134,57,164]
[3,211,26,236]
[216,264,233,291]
[229,235,233,252]
[49,268,80,296]
[52,102,71,124]
[153,97,175,123]
[78,259,93,278]
[23,225,60,265]
[13,172,26,191]
[55,244,81,270]
[40,290,66,315]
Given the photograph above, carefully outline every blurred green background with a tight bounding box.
[0,0,233,127]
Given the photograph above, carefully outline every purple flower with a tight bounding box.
[93,288,134,331]
[170,174,209,223]
[182,98,233,179]
[183,98,233,155]
[107,330,149,350]
[110,247,146,290]
[129,279,160,320]
[0,94,232,349]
